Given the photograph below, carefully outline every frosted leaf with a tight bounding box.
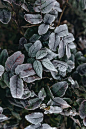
[38,24,49,35]
[10,75,24,99]
[33,60,43,78]
[23,76,41,83]
[24,14,42,24]
[29,40,42,57]
[44,14,55,24]
[0,65,4,76]
[49,33,60,51]
[36,49,47,59]
[25,112,43,125]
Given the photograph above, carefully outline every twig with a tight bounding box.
[57,0,69,26]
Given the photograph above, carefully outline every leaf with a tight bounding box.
[19,37,27,48]
[79,100,86,119]
[44,14,55,24]
[25,112,43,125]
[83,117,86,126]
[29,34,41,43]
[4,72,13,87]
[33,60,43,78]
[55,24,68,37]
[21,86,31,100]
[21,98,42,110]
[63,33,75,43]
[52,60,68,72]
[36,49,47,59]
[58,40,65,58]
[25,124,41,129]
[0,65,4,76]
[0,49,8,66]
[5,51,24,73]
[38,24,49,35]
[49,10,58,19]
[0,107,3,114]
[23,76,41,83]
[12,112,21,120]
[10,75,24,99]
[66,44,71,58]
[50,71,61,80]
[53,1,62,12]
[44,106,62,114]
[34,0,55,14]
[41,123,56,129]
[76,63,86,75]
[68,42,76,49]
[51,81,68,97]
[3,0,12,4]
[24,14,42,24]
[49,33,60,51]
[29,40,42,57]
[67,60,75,72]
[0,8,11,24]
[38,88,46,100]
[0,114,8,122]
[45,48,58,60]
[24,43,32,52]
[49,97,71,109]
[15,64,36,78]
[42,58,57,72]
[21,3,29,12]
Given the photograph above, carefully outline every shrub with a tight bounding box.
[0,0,86,128]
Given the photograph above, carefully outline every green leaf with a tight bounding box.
[36,49,47,59]
[33,60,43,78]
[0,49,8,66]
[51,81,68,97]
[0,8,11,24]
[42,58,57,72]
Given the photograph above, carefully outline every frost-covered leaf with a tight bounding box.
[24,14,42,24]
[55,24,68,37]
[10,75,24,99]
[49,10,58,19]
[21,3,29,12]
[38,24,49,35]
[68,42,76,49]
[76,63,86,75]
[66,44,71,58]
[0,107,3,114]
[51,81,68,97]
[53,1,62,12]
[58,40,65,58]
[68,77,79,89]
[41,123,56,129]
[52,60,68,72]
[83,117,86,126]
[79,100,86,119]
[0,114,8,122]
[50,71,61,80]
[21,98,42,110]
[29,40,42,57]
[34,0,55,14]
[0,65,4,76]
[49,97,71,109]
[0,49,8,66]
[0,8,11,24]
[23,76,41,83]
[38,88,46,100]
[25,124,41,129]
[67,60,75,72]
[29,34,41,43]
[33,60,43,78]
[36,49,47,59]
[24,43,32,52]
[63,33,75,43]
[44,14,55,24]
[42,58,57,72]
[25,112,43,125]
[21,86,31,99]
[3,0,12,4]
[44,106,62,114]
[49,33,60,51]
[15,64,36,78]
[5,51,24,72]
[45,48,58,60]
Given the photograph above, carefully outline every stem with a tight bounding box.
[57,0,69,26]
